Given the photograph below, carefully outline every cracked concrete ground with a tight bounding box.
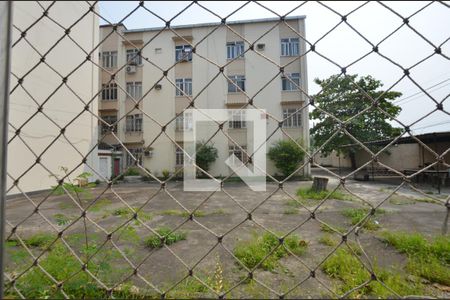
[4,169,450,298]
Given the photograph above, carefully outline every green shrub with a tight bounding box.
[233,232,307,271]
[162,169,170,180]
[195,142,218,174]
[124,167,140,176]
[267,139,305,177]
[144,227,187,249]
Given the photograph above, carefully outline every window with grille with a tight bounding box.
[226,41,245,59]
[282,108,302,128]
[281,38,299,56]
[126,82,142,99]
[282,73,300,91]
[175,44,192,62]
[126,48,142,65]
[228,145,248,163]
[175,78,192,96]
[175,112,193,131]
[101,83,117,100]
[126,114,143,132]
[175,147,184,166]
[101,51,117,68]
[100,115,117,134]
[227,75,245,93]
[228,110,247,129]
[126,148,143,167]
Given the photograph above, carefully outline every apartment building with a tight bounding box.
[98,16,309,179]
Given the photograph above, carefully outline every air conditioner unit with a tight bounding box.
[144,150,153,157]
[257,43,265,50]
[126,65,136,74]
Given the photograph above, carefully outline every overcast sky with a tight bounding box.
[99,1,450,135]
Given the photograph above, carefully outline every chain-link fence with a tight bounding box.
[1,1,450,299]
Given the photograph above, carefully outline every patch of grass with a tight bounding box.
[167,277,209,298]
[296,187,350,201]
[342,208,385,231]
[7,241,141,299]
[88,198,112,212]
[389,195,416,205]
[382,231,450,285]
[283,207,299,215]
[322,248,423,298]
[22,233,55,248]
[233,232,307,271]
[117,226,141,244]
[53,213,72,226]
[415,198,442,205]
[112,207,131,217]
[144,227,187,249]
[319,234,338,247]
[320,223,345,234]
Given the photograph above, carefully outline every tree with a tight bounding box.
[310,74,402,169]
[268,139,305,178]
[195,142,218,175]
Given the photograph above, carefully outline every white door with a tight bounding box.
[99,157,109,180]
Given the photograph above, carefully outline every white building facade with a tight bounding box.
[98,16,310,179]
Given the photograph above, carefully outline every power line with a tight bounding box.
[394,78,450,104]
[412,120,450,131]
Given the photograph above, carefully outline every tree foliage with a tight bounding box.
[310,74,402,168]
[267,139,305,177]
[196,142,218,174]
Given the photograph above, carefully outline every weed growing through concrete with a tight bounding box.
[342,208,385,230]
[320,223,345,234]
[233,232,307,271]
[53,213,72,226]
[144,227,187,249]
[319,234,338,247]
[382,231,450,286]
[322,248,423,297]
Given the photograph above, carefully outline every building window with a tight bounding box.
[175,112,193,131]
[126,82,142,99]
[100,115,117,134]
[226,41,244,59]
[281,38,299,56]
[227,75,245,93]
[126,148,143,167]
[228,145,248,163]
[282,108,302,128]
[175,78,192,96]
[126,49,142,65]
[101,83,117,100]
[176,147,184,166]
[282,73,300,91]
[126,114,143,132]
[228,110,247,129]
[101,51,117,68]
[175,45,192,62]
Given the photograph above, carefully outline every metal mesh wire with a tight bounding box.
[2,1,450,299]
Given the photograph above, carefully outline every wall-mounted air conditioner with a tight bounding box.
[126,65,136,74]
[257,43,265,50]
